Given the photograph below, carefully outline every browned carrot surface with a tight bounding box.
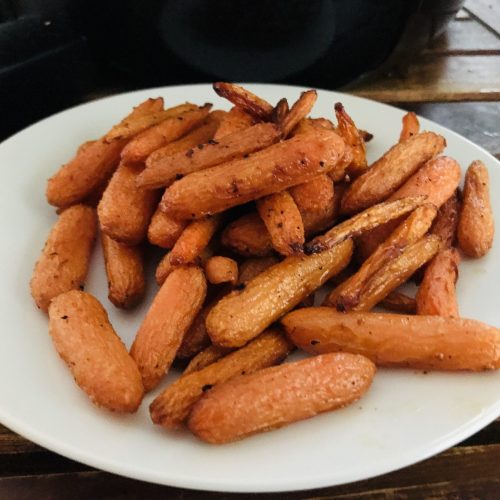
[188,353,375,444]
[144,111,225,169]
[326,204,437,309]
[280,90,317,137]
[101,233,145,309]
[351,235,440,311]
[282,308,500,371]
[430,189,461,248]
[305,196,425,254]
[138,122,281,189]
[49,291,144,412]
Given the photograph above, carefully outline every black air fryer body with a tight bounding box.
[1,0,465,139]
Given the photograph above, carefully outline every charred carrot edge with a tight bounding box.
[334,102,368,177]
[160,128,346,220]
[213,82,274,121]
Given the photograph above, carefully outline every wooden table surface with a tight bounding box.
[2,2,499,498]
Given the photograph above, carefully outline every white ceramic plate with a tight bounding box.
[0,84,499,493]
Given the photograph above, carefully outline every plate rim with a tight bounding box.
[1,82,499,493]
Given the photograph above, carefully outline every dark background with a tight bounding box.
[1,0,465,140]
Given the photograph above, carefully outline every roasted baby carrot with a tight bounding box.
[121,104,211,164]
[188,353,375,443]
[305,196,425,254]
[150,328,293,429]
[416,248,460,317]
[212,82,274,121]
[325,204,437,309]
[282,308,500,371]
[399,111,420,142]
[137,122,281,189]
[280,90,317,137]
[160,128,346,219]
[168,216,221,266]
[430,189,461,248]
[341,132,446,214]
[101,232,145,309]
[256,191,305,256]
[212,106,255,140]
[46,98,163,207]
[221,212,274,257]
[30,205,97,312]
[206,239,353,348]
[357,156,461,259]
[457,160,494,257]
[98,161,161,245]
[130,266,206,391]
[49,291,144,412]
[334,102,368,177]
[205,256,238,285]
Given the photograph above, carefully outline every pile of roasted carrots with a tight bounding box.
[30,83,498,444]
